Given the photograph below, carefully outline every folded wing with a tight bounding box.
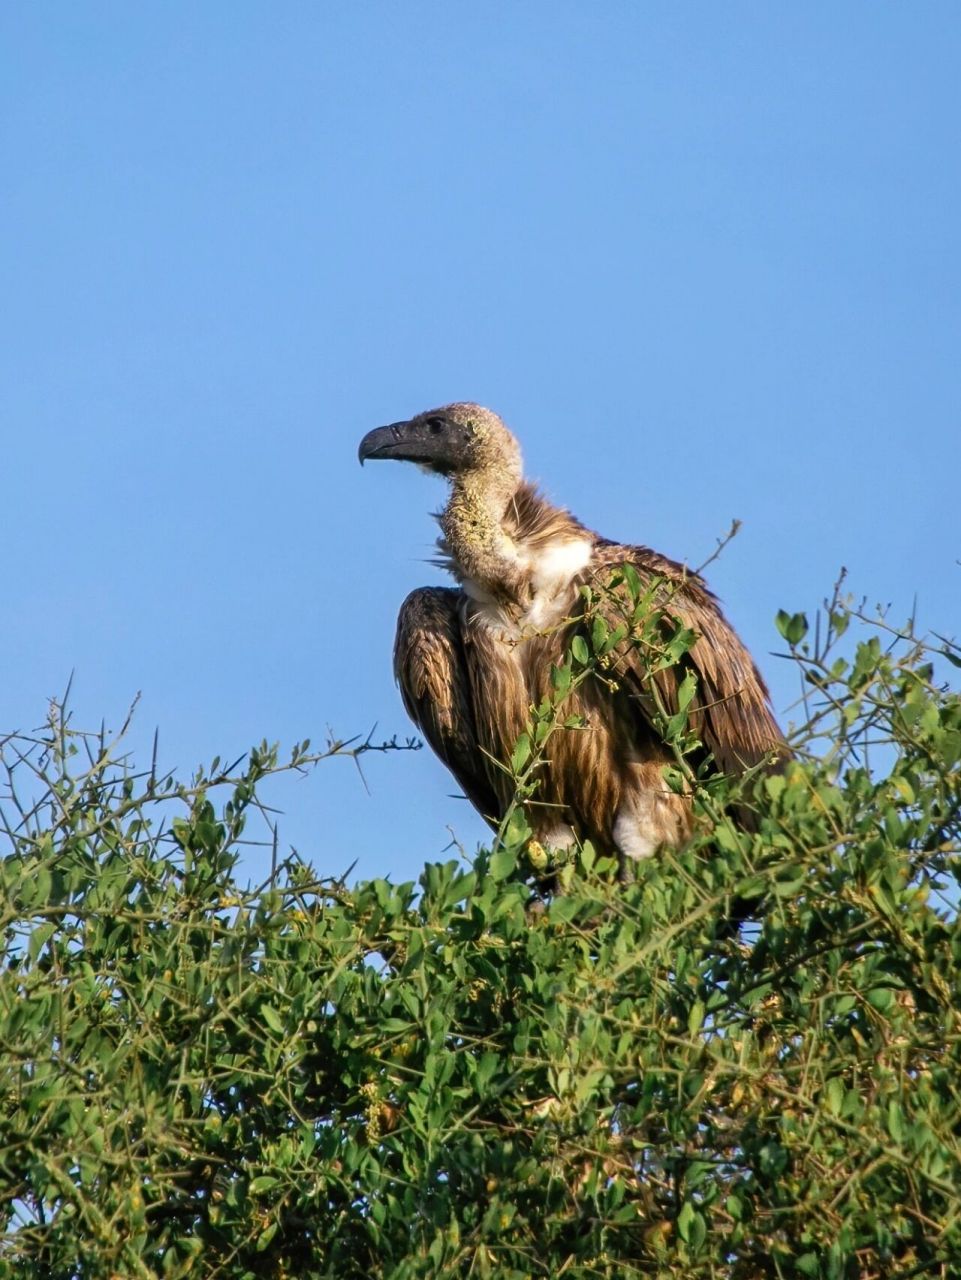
[589,543,786,779]
[393,587,503,826]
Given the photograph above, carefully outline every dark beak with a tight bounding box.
[358,421,412,465]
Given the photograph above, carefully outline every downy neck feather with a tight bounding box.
[437,478,594,634]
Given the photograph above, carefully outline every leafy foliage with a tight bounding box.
[1,589,960,1279]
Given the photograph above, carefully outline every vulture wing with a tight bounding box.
[588,543,786,777]
[393,587,502,826]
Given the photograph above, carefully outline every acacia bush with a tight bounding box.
[1,589,960,1279]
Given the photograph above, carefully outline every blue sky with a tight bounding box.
[2,4,959,886]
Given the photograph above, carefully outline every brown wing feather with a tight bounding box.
[393,587,503,825]
[587,544,787,776]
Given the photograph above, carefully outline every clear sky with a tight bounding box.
[2,4,959,886]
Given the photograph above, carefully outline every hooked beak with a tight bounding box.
[357,421,412,465]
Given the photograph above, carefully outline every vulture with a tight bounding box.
[359,403,785,865]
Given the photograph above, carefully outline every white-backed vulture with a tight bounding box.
[359,403,785,864]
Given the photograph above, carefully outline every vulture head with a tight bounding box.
[358,403,522,485]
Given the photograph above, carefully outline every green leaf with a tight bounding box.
[775,609,809,645]
[256,1221,279,1251]
[772,866,805,897]
[548,896,581,924]
[622,563,642,599]
[865,987,895,1012]
[490,848,517,881]
[578,840,596,873]
[503,808,531,848]
[737,874,767,899]
[28,922,57,962]
[677,670,697,711]
[475,1051,499,1092]
[510,733,531,774]
[662,765,687,794]
[261,1004,284,1034]
[687,999,705,1036]
[249,1175,280,1195]
[677,1201,705,1250]
[825,1077,844,1116]
[550,662,573,696]
[886,1100,903,1143]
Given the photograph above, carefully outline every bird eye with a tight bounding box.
[427,416,445,435]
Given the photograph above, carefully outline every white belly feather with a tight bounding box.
[463,536,593,636]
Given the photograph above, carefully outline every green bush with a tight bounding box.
[1,590,960,1279]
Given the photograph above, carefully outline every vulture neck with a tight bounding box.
[439,464,594,627]
[441,467,527,604]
